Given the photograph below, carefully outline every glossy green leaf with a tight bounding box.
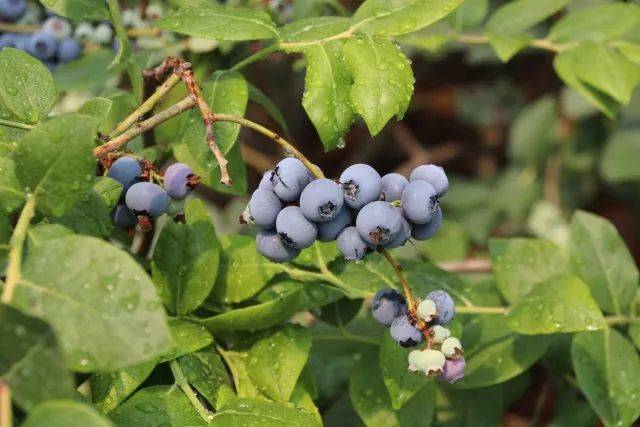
[0,48,56,123]
[488,34,532,62]
[256,278,346,313]
[39,0,109,20]
[317,297,362,327]
[572,328,640,427]
[630,322,640,351]
[280,16,350,45]
[217,348,263,399]
[248,84,290,137]
[549,3,640,43]
[0,305,74,411]
[12,235,171,371]
[568,211,638,314]
[90,360,156,413]
[55,49,119,92]
[26,224,73,250]
[0,215,8,266]
[379,333,428,410]
[78,97,113,133]
[290,381,322,424]
[152,198,220,315]
[508,96,557,164]
[486,0,570,35]
[23,400,113,427]
[247,324,311,401]
[156,4,279,41]
[159,318,213,363]
[210,398,320,426]
[344,36,414,136]
[489,238,566,303]
[178,349,233,409]
[601,130,640,182]
[448,0,488,29]
[302,40,355,150]
[0,156,24,215]
[328,252,396,298]
[14,114,96,217]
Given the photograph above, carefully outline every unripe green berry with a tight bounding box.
[431,325,450,344]
[407,349,446,377]
[441,337,463,359]
[417,299,437,322]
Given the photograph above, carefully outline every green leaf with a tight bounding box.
[26,224,73,249]
[55,49,120,92]
[302,40,355,150]
[568,211,639,314]
[159,318,213,363]
[486,0,570,35]
[90,360,156,413]
[210,142,248,196]
[506,276,605,334]
[211,235,282,304]
[455,315,551,389]
[328,252,396,298]
[630,322,640,351]
[448,0,488,29]
[0,156,24,215]
[78,97,113,133]
[0,305,75,411]
[152,198,220,315]
[23,400,113,427]
[156,4,279,41]
[256,278,346,313]
[0,215,9,266]
[178,349,233,409]
[572,328,640,427]
[92,176,122,209]
[509,96,557,164]
[601,130,640,182]
[39,0,109,20]
[488,34,532,62]
[344,36,414,136]
[351,0,464,37]
[280,16,350,45]
[247,324,312,401]
[248,84,290,137]
[108,386,205,426]
[12,235,171,371]
[379,333,428,410]
[0,48,56,123]
[489,238,567,303]
[217,348,262,399]
[210,398,320,426]
[14,114,96,217]
[290,381,322,424]
[617,42,640,66]
[549,3,640,44]
[317,297,362,327]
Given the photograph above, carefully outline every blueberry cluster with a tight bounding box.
[245,158,447,263]
[106,156,198,230]
[372,288,465,383]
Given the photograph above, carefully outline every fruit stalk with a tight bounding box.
[169,360,212,422]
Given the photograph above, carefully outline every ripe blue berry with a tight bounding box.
[337,226,368,260]
[390,315,423,347]
[0,0,26,22]
[439,357,465,383]
[270,158,311,202]
[259,170,273,190]
[248,187,282,229]
[339,164,382,210]
[111,203,137,228]
[256,229,300,263]
[0,33,19,50]
[381,173,408,202]
[410,164,449,196]
[401,180,438,224]
[107,156,142,191]
[276,206,317,249]
[426,290,455,325]
[411,205,442,240]
[27,31,58,60]
[317,206,351,242]
[57,38,82,62]
[299,178,344,222]
[372,288,407,326]
[384,214,412,249]
[355,201,402,245]
[163,163,196,200]
[125,182,169,217]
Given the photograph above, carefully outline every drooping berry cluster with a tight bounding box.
[245,157,447,263]
[106,155,199,230]
[372,288,465,383]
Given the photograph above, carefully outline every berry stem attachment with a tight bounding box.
[169,360,212,422]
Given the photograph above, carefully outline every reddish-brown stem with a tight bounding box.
[0,380,10,427]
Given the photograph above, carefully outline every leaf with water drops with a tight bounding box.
[548,3,640,44]
[0,304,75,411]
[39,0,109,20]
[108,385,205,426]
[217,348,263,399]
[247,324,311,402]
[485,0,570,35]
[572,327,640,427]
[14,114,96,217]
[152,198,220,315]
[506,276,605,334]
[78,97,113,134]
[0,156,24,215]
[0,48,56,123]
[379,333,428,410]
[90,360,157,413]
[290,377,322,424]
[294,241,340,270]
[26,224,73,250]
[344,36,414,136]
[568,211,639,314]
[328,251,396,298]
[178,349,233,410]
[23,400,114,427]
[210,398,320,426]
[159,318,213,363]
[351,0,464,37]
[12,235,171,372]
[155,4,279,41]
[256,277,346,313]
[302,40,355,151]
[280,16,350,46]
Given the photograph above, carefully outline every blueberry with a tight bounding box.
[431,325,451,344]
[339,164,382,210]
[299,178,344,222]
[248,187,282,229]
[163,163,197,200]
[439,357,465,383]
[384,213,412,249]
[259,170,273,190]
[107,156,142,191]
[381,173,408,202]
[390,315,423,347]
[57,38,82,62]
[411,205,442,240]
[110,203,137,228]
[441,337,463,359]
[27,31,58,60]
[408,349,446,377]
[74,22,94,43]
[417,298,437,322]
[317,206,351,242]
[371,288,406,326]
[337,226,369,261]
[125,182,169,217]
[0,0,26,22]
[270,158,311,202]
[426,290,455,325]
[0,33,19,50]
[42,17,72,39]
[401,180,438,225]
[276,206,317,249]
[355,201,402,245]
[255,228,300,263]
[410,164,448,196]
[91,23,114,44]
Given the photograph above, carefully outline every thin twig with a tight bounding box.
[230,44,279,71]
[0,380,10,427]
[438,259,492,274]
[0,119,34,131]
[169,360,212,422]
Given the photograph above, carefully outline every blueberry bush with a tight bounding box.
[1,0,640,426]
